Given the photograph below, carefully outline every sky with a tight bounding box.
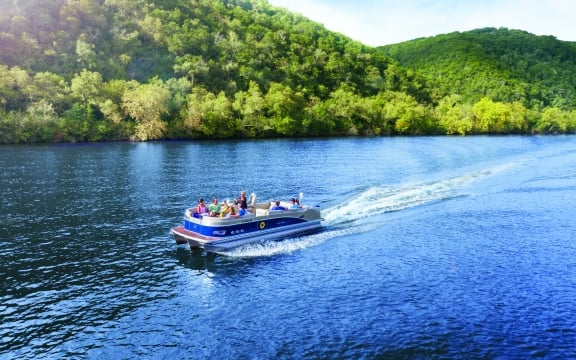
[267,0,576,46]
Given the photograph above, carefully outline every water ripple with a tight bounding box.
[2,138,576,359]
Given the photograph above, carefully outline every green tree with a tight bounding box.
[0,111,18,144]
[264,82,305,136]
[436,95,474,135]
[70,69,103,119]
[323,86,359,135]
[302,96,333,136]
[99,79,133,124]
[165,77,193,116]
[121,78,170,140]
[174,54,209,88]
[17,100,59,143]
[506,101,528,133]
[472,97,509,133]
[184,87,235,137]
[76,35,97,69]
[0,65,30,112]
[233,81,266,136]
[536,107,568,133]
[380,91,427,135]
[24,72,70,113]
[568,110,576,133]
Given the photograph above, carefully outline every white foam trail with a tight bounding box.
[219,225,376,257]
[323,164,515,226]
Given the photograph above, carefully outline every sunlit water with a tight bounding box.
[1,136,575,359]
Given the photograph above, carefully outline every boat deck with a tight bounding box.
[172,225,217,244]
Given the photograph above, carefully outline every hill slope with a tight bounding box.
[380,27,576,109]
[1,3,575,142]
[0,0,435,142]
[0,0,405,97]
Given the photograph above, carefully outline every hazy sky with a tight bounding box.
[267,0,575,46]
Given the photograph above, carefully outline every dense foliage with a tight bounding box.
[380,28,576,134]
[0,2,575,143]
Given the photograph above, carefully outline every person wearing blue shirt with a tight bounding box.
[271,200,286,211]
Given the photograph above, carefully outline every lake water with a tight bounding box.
[1,136,576,359]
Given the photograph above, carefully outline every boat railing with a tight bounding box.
[186,205,314,223]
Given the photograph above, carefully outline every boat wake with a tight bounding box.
[218,225,377,257]
[323,164,514,226]
[218,163,514,257]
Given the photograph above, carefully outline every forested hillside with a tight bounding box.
[380,28,576,134]
[1,0,429,143]
[381,28,576,108]
[0,2,575,143]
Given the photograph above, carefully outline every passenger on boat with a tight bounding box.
[219,200,229,217]
[227,205,239,218]
[238,207,248,217]
[271,200,287,211]
[196,198,207,217]
[234,191,248,209]
[208,198,221,217]
[289,198,300,209]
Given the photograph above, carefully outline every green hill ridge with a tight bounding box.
[0,2,574,143]
[379,27,576,109]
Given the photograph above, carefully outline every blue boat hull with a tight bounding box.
[171,206,323,252]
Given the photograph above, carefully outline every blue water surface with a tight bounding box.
[1,136,575,359]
